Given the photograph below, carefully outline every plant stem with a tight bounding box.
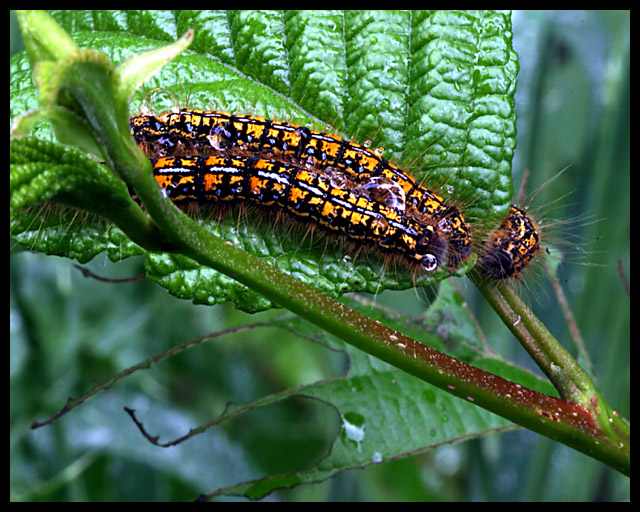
[470,272,592,403]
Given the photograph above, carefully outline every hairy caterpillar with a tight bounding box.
[131,110,542,280]
[131,110,473,269]
[477,205,540,280]
[150,154,448,271]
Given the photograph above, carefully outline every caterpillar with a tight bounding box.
[130,110,541,280]
[151,154,448,272]
[131,110,473,268]
[477,205,540,280]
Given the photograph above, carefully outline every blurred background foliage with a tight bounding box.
[10,10,629,501]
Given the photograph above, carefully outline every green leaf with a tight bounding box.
[201,283,561,500]
[10,136,130,213]
[16,9,78,66]
[10,10,518,312]
[116,28,194,107]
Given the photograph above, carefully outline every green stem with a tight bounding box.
[470,272,592,403]
[470,271,629,470]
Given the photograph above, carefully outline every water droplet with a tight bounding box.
[422,254,438,272]
[438,218,452,233]
[207,133,225,151]
[356,176,406,210]
[324,167,348,188]
[342,414,366,452]
[302,156,316,169]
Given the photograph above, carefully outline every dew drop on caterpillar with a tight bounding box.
[151,155,450,273]
[130,110,473,270]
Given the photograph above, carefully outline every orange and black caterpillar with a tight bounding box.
[151,154,449,272]
[477,205,540,280]
[131,110,472,268]
[131,110,541,280]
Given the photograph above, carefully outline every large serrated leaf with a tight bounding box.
[10,10,518,312]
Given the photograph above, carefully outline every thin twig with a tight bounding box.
[30,322,271,429]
